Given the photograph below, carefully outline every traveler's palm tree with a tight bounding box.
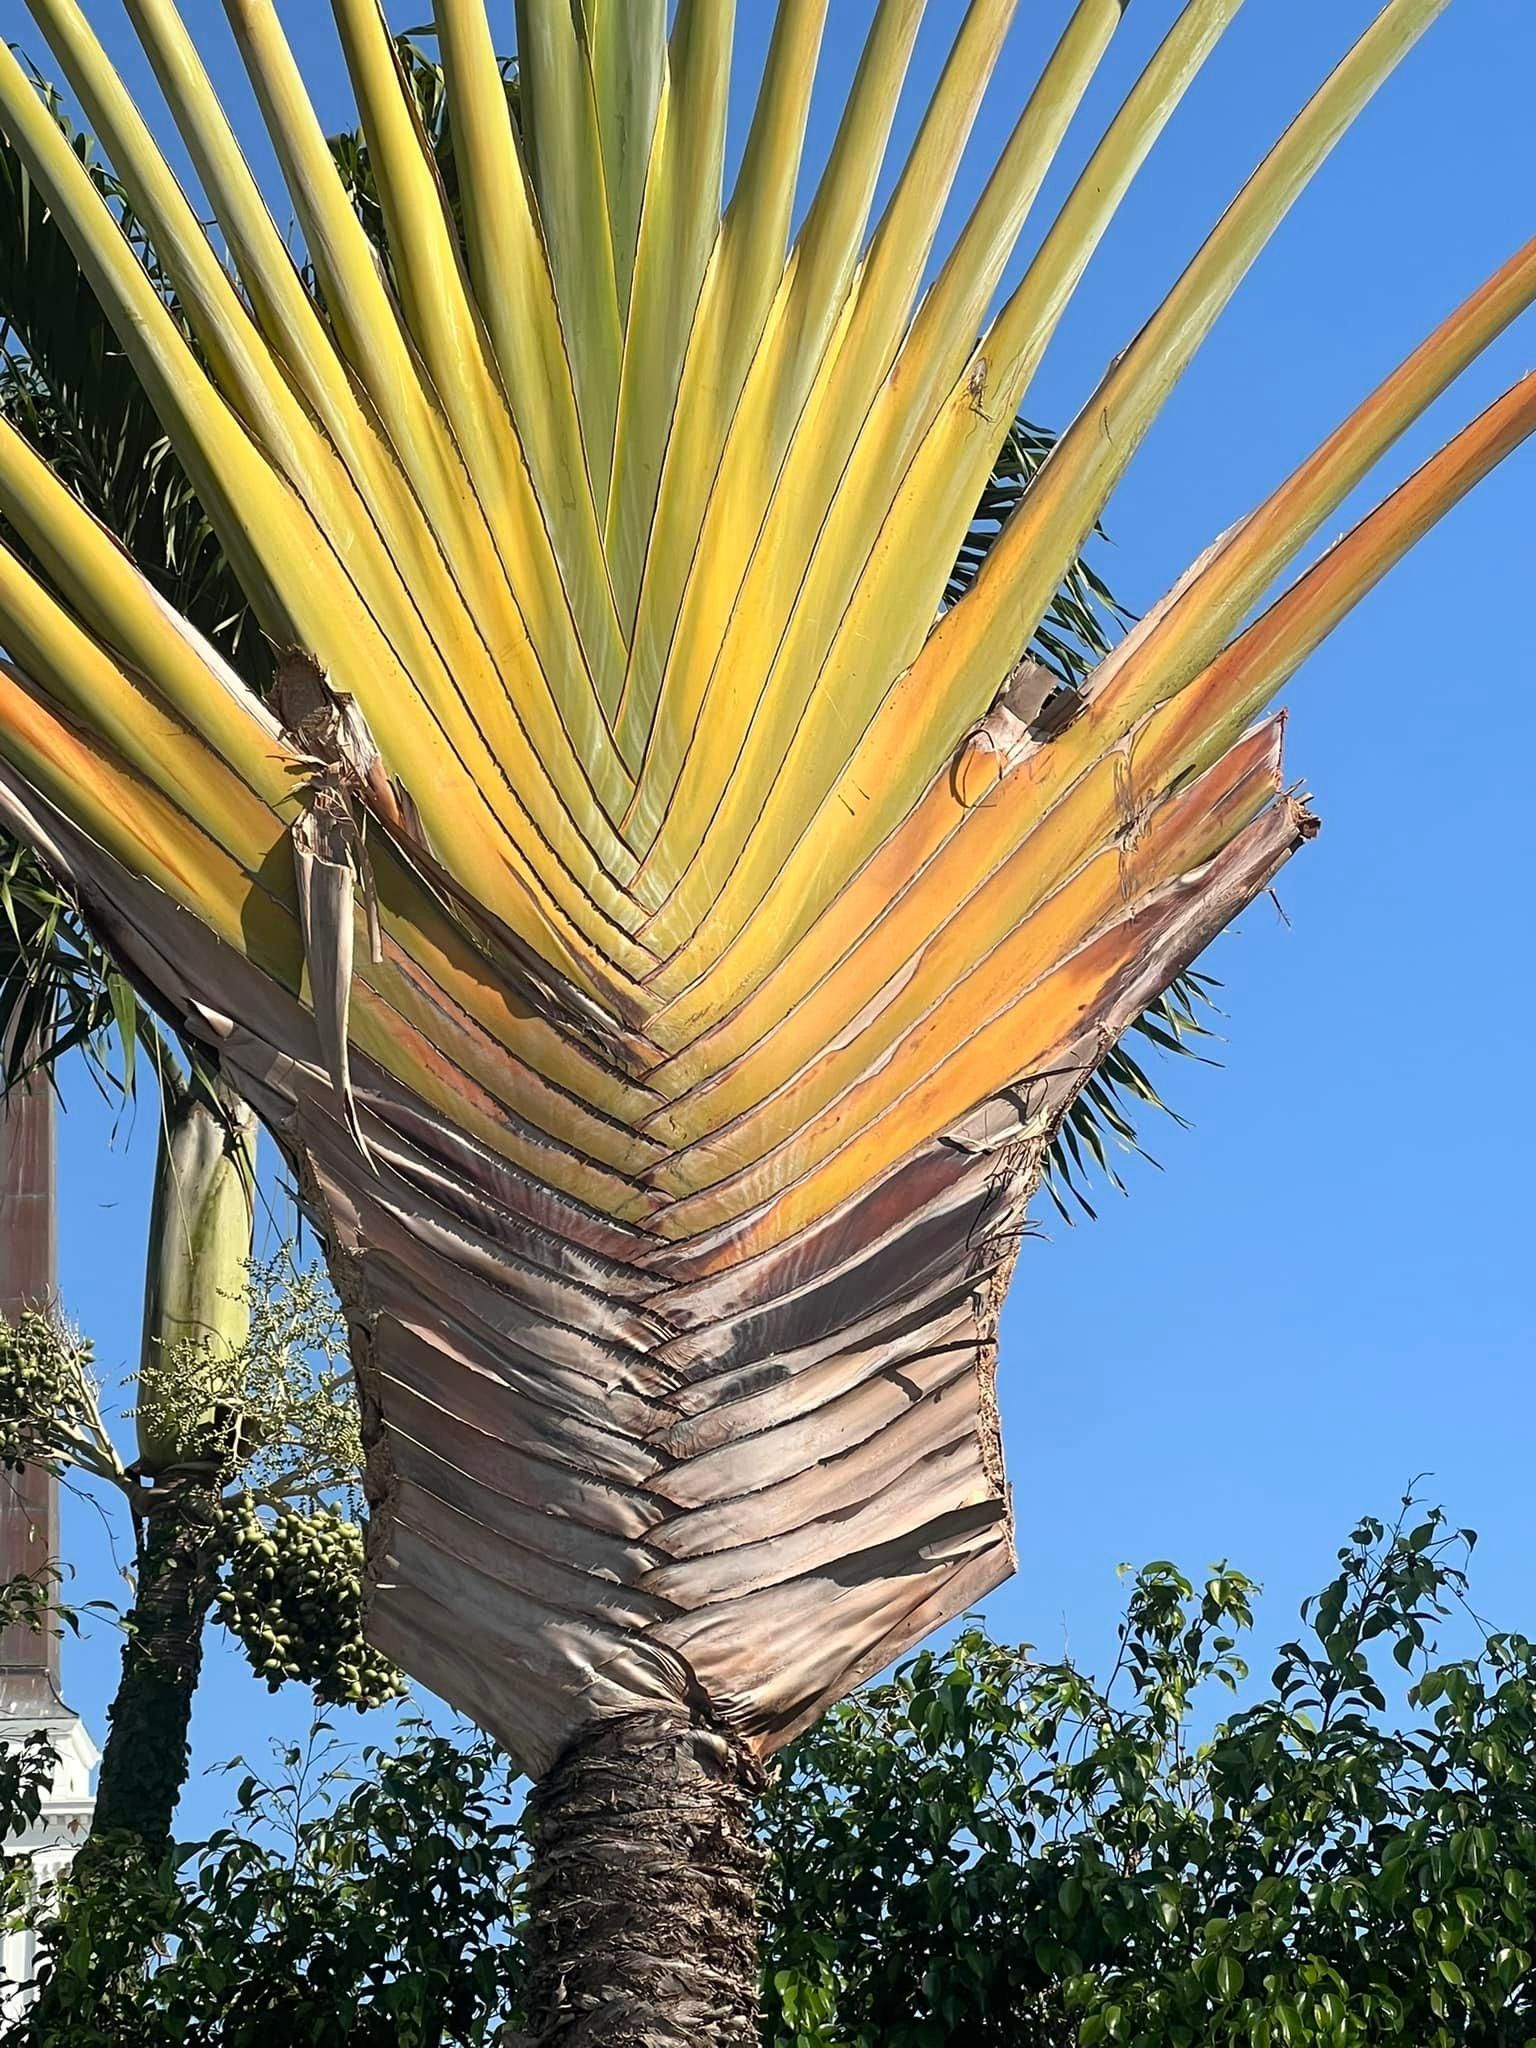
[0,1,1530,2037]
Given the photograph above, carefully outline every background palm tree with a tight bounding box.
[0,2,1530,2039]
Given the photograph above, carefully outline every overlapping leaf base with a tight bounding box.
[0,700,1308,1772]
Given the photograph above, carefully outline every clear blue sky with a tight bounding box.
[3,0,1530,1834]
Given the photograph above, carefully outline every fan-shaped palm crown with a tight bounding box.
[0,0,1530,1775]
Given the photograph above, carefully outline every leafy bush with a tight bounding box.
[8,1500,1532,2045]
[11,1722,522,2048]
[763,1498,1535,2047]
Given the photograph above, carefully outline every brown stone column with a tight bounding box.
[0,1068,62,1714]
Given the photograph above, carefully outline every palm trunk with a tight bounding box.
[75,1468,222,1868]
[79,1072,254,1867]
[31,1469,221,2038]
[522,1712,766,2048]
[31,1078,253,2033]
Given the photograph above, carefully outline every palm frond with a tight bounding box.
[0,833,134,1092]
[0,68,262,687]
[328,29,520,275]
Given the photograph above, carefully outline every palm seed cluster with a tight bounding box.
[0,1307,93,1468]
[213,1494,404,1710]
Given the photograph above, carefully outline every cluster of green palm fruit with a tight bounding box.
[213,1495,405,1710]
[0,1308,90,1468]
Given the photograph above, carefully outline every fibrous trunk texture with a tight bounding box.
[30,1472,221,2038]
[522,1712,766,2048]
[79,1470,221,1861]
